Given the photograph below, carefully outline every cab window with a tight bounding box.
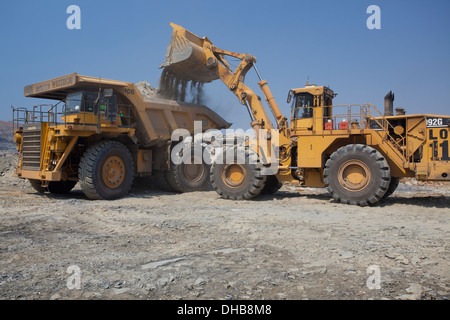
[292,93,314,119]
[65,92,83,113]
[84,93,97,112]
[65,91,97,113]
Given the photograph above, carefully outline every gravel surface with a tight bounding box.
[0,152,448,300]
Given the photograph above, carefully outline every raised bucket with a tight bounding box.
[160,23,219,83]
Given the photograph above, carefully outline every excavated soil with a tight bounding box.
[0,152,448,300]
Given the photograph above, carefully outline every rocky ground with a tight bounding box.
[0,152,448,300]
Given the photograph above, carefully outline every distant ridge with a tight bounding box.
[0,120,15,151]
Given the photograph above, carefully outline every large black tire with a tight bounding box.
[153,170,175,192]
[210,147,266,200]
[382,177,400,199]
[48,180,77,194]
[78,141,134,200]
[28,179,46,193]
[166,145,210,193]
[324,144,391,206]
[260,175,283,194]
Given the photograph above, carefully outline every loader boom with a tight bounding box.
[161,23,288,137]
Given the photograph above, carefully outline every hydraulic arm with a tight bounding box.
[160,23,289,138]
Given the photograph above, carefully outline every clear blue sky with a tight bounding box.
[1,0,449,129]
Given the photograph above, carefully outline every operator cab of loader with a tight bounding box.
[288,84,335,132]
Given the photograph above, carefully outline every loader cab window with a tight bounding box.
[292,93,314,119]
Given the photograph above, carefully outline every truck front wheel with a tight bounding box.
[324,144,391,206]
[28,179,77,194]
[48,180,77,194]
[78,141,134,200]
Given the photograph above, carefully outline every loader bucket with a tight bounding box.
[160,23,219,83]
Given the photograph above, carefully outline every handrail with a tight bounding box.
[291,103,408,157]
[362,103,406,155]
[12,102,133,131]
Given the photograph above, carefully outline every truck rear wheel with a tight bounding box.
[324,144,391,206]
[166,146,210,192]
[78,141,134,200]
[210,147,266,200]
[153,170,175,192]
[48,180,77,194]
[261,175,283,194]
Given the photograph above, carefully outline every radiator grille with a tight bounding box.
[22,125,41,171]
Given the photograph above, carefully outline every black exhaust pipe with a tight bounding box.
[384,91,394,117]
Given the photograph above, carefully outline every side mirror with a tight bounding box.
[287,91,293,104]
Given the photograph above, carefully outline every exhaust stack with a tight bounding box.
[384,91,395,117]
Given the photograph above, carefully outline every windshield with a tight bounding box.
[65,92,83,113]
[65,92,97,113]
[292,93,314,119]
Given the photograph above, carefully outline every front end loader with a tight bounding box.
[160,23,449,206]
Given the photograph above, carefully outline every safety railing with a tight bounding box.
[361,103,406,153]
[291,103,407,157]
[12,100,133,132]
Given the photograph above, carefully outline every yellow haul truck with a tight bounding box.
[161,23,450,206]
[12,73,230,199]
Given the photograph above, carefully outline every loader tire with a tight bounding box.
[28,179,46,193]
[261,175,283,194]
[78,141,134,200]
[210,147,266,200]
[166,146,210,193]
[382,177,400,199]
[48,180,77,194]
[324,144,391,206]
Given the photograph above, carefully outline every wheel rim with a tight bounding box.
[102,156,125,189]
[338,160,371,191]
[183,156,205,183]
[222,164,247,188]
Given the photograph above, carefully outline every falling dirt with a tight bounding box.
[158,69,205,104]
